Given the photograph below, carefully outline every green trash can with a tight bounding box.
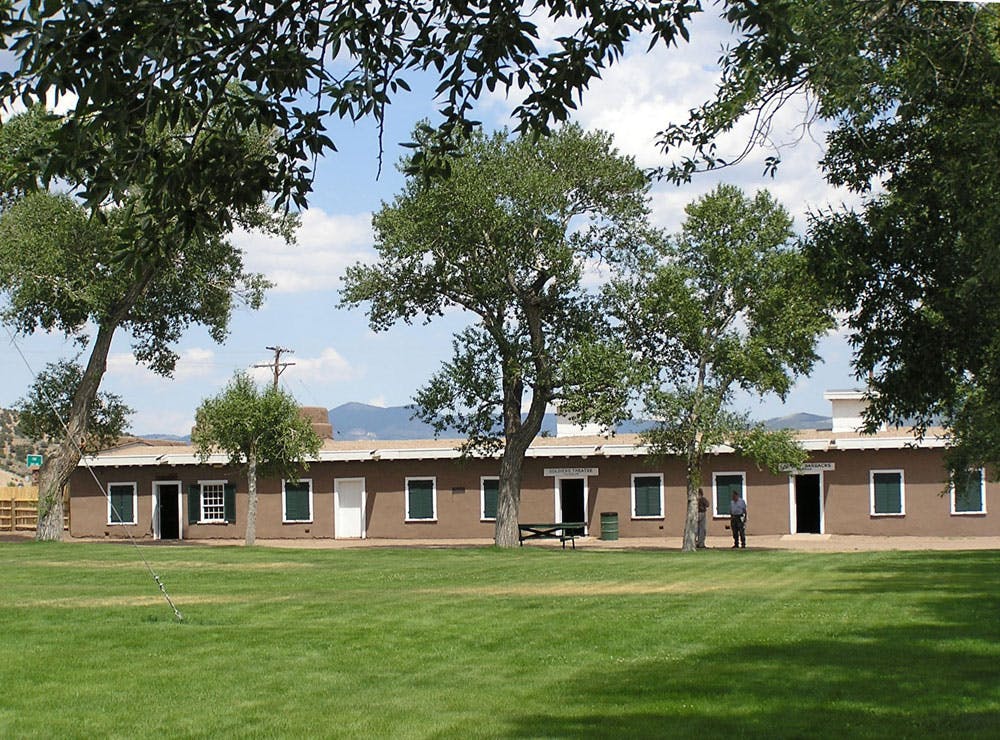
[600,512,619,541]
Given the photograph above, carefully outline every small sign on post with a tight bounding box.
[26,454,43,468]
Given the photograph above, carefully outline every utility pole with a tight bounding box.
[253,346,295,390]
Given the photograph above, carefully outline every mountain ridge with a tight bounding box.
[136,404,832,442]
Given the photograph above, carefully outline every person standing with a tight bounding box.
[696,488,709,548]
[730,491,747,548]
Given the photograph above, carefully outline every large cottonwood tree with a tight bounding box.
[0,109,284,540]
[341,125,655,547]
[608,185,832,551]
[659,1,1000,474]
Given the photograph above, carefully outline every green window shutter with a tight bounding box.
[407,480,434,520]
[716,475,743,515]
[109,484,133,524]
[285,481,311,521]
[188,484,200,524]
[224,484,237,523]
[873,472,902,514]
[633,476,661,517]
[955,470,983,513]
[483,479,499,519]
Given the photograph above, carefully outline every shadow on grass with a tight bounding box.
[507,630,998,738]
[504,552,1000,739]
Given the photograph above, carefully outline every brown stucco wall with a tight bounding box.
[68,445,998,541]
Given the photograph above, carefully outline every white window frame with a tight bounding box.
[282,478,314,523]
[869,469,906,516]
[107,481,137,525]
[481,476,499,522]
[198,479,228,523]
[405,476,437,522]
[951,468,987,515]
[630,473,664,519]
[712,471,747,518]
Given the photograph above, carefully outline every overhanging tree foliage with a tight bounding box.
[341,124,655,547]
[0,0,702,235]
[607,184,832,551]
[0,108,285,540]
[658,0,1000,475]
[192,372,322,546]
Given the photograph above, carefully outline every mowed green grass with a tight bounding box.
[1,543,998,739]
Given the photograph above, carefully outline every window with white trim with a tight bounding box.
[631,473,663,518]
[481,477,499,521]
[107,482,137,525]
[406,477,437,521]
[713,472,746,517]
[283,479,313,522]
[200,481,227,523]
[952,469,986,515]
[870,470,905,515]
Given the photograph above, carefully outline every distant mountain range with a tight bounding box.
[139,404,832,442]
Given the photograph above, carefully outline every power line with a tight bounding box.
[4,326,184,622]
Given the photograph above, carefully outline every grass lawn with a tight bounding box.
[0,542,998,739]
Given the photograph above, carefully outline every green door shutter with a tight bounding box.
[224,484,237,523]
[109,484,133,524]
[284,481,311,521]
[407,480,434,520]
[188,484,200,524]
[483,479,498,519]
[716,475,743,515]
[873,473,901,514]
[633,476,661,517]
[955,470,983,512]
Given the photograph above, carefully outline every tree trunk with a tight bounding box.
[494,382,547,548]
[34,265,158,541]
[35,320,118,541]
[494,446,526,548]
[682,455,701,552]
[245,453,257,546]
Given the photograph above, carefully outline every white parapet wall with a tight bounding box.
[823,390,883,434]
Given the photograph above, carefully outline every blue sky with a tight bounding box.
[0,10,860,435]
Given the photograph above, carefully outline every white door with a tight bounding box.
[335,478,365,539]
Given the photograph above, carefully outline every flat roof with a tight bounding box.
[79,424,950,468]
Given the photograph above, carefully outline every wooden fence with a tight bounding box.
[0,486,69,532]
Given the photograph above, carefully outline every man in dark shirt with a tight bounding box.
[730,491,747,549]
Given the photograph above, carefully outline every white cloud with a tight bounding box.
[367,395,387,408]
[106,347,218,384]
[249,346,357,385]
[236,208,374,293]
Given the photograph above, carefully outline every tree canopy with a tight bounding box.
[0,0,700,239]
[658,1,1000,474]
[341,124,656,546]
[192,373,323,546]
[608,184,832,550]
[0,107,286,540]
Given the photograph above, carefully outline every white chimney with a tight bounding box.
[823,390,883,434]
[553,403,606,438]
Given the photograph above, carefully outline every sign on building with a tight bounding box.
[780,461,835,473]
[543,467,598,477]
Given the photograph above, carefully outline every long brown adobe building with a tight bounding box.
[67,392,996,542]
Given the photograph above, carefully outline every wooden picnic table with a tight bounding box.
[517,522,587,549]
